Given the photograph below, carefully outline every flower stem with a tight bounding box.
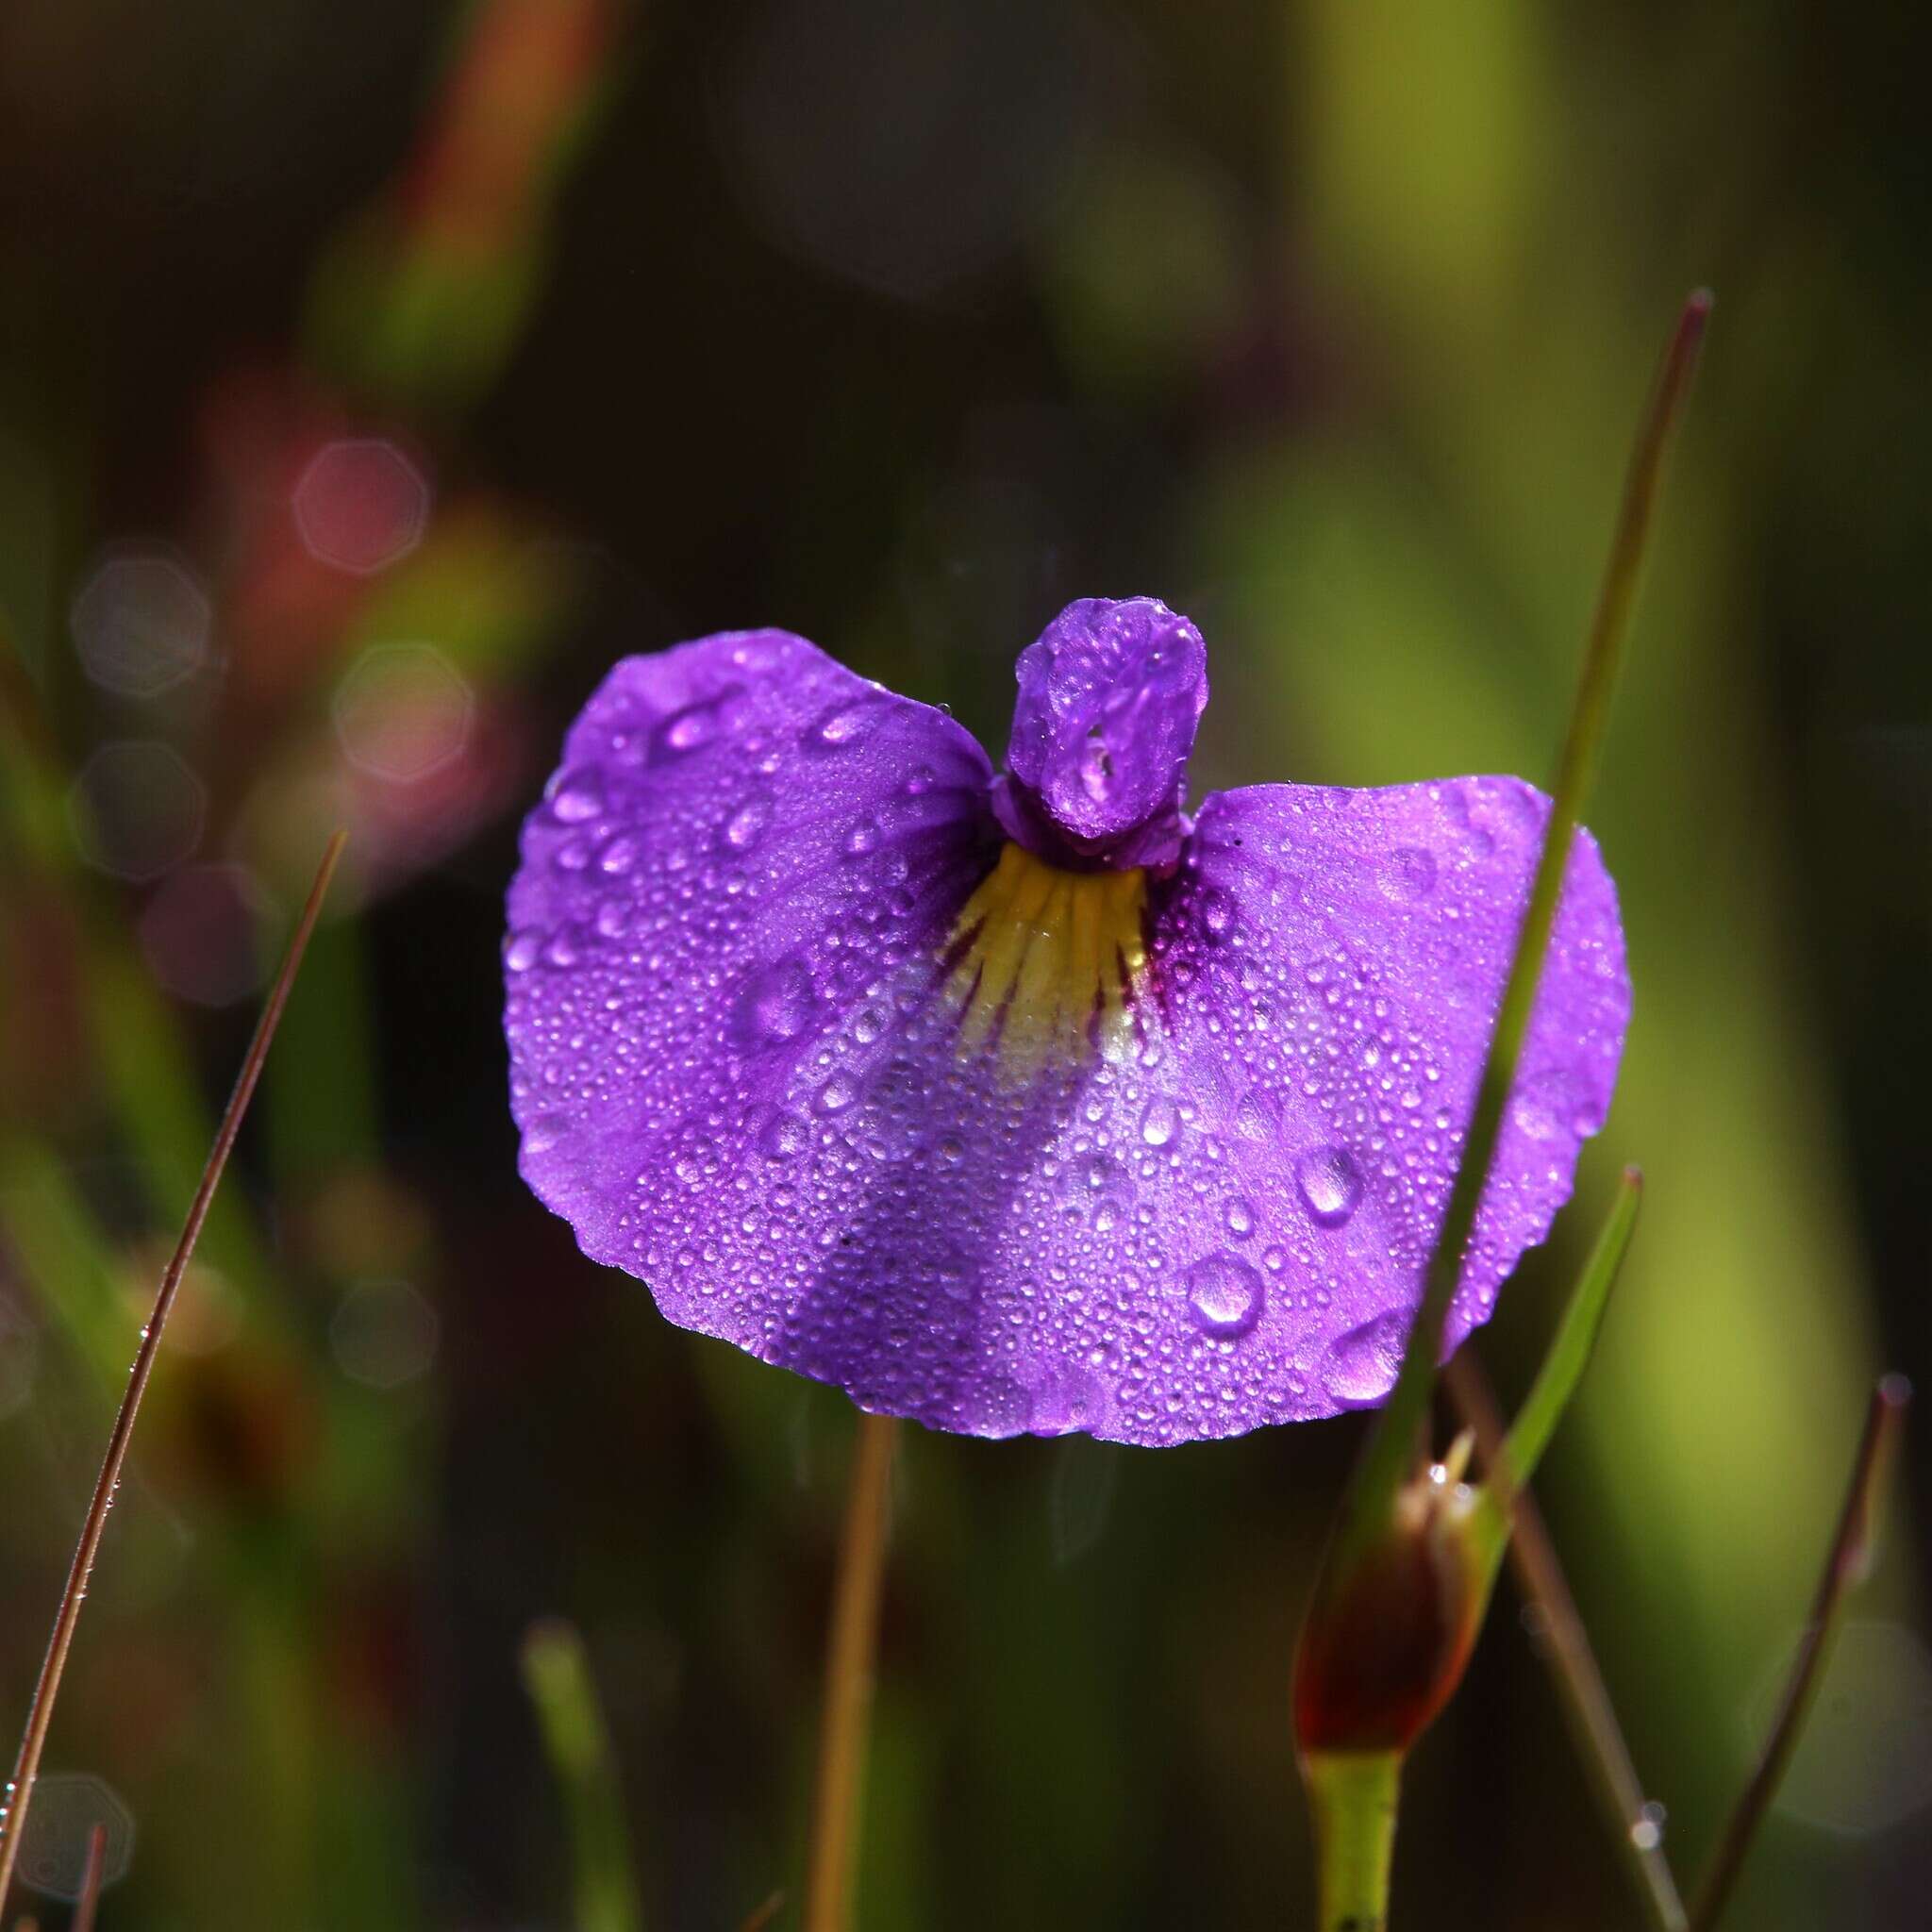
[1444,1349,1688,1932]
[1302,1750,1401,1932]
[802,1410,899,1932]
[0,831,345,1922]
[1687,1374,1910,1932]
[1342,291,1712,1580]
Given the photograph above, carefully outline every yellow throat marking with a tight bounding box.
[945,842,1149,1070]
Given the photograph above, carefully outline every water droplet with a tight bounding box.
[1030,1365,1105,1439]
[816,1071,858,1114]
[757,1111,810,1160]
[844,816,879,857]
[1322,1309,1408,1407]
[1225,1197,1256,1237]
[1380,845,1438,901]
[724,796,771,849]
[549,769,604,823]
[1295,1145,1363,1229]
[1141,1097,1180,1146]
[524,1114,568,1155]
[1512,1068,1595,1142]
[809,697,881,752]
[651,697,723,763]
[1184,1253,1263,1338]
[734,957,814,1044]
[598,836,637,874]
[504,929,542,973]
[730,634,788,673]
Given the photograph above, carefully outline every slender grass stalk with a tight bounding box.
[69,1824,108,1932]
[522,1619,643,1932]
[1301,292,1710,1926]
[1464,1170,1644,1575]
[1444,1350,1688,1932]
[1686,1374,1910,1932]
[1340,291,1712,1580]
[801,1410,900,1932]
[0,831,346,1921]
[737,1891,786,1932]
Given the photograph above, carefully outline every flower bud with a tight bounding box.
[1292,1449,1487,1757]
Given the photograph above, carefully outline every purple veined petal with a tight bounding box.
[760,772,1624,1444]
[1134,776,1631,1423]
[746,772,1624,1445]
[505,627,999,1292]
[509,632,1628,1446]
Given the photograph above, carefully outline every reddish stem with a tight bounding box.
[0,833,346,1919]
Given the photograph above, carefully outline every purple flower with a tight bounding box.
[505,598,1628,1445]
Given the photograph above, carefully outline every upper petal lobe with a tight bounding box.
[505,628,998,1311]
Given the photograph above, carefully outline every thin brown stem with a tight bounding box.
[69,1825,108,1932]
[801,1410,900,1932]
[1444,1349,1689,1932]
[738,1890,786,1932]
[1687,1374,1910,1932]
[0,832,346,1920]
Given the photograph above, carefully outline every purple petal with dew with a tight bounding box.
[1144,778,1630,1424]
[508,635,1627,1446]
[505,627,997,1308]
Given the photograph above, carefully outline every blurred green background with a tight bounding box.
[1,1,1927,1926]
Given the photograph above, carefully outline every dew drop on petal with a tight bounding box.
[724,796,771,849]
[757,1111,810,1160]
[1141,1097,1179,1146]
[549,769,604,823]
[1294,1145,1363,1229]
[652,699,722,763]
[1379,845,1439,901]
[1184,1253,1263,1339]
[816,1071,859,1114]
[810,698,880,752]
[1511,1068,1593,1142]
[1322,1308,1408,1407]
[734,957,814,1044]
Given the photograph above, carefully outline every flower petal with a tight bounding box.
[511,646,1627,1446]
[1141,776,1630,1423]
[505,627,998,1289]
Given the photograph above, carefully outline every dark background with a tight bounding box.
[1,1,1928,1925]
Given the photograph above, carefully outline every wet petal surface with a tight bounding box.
[505,628,998,1296]
[510,622,1627,1445]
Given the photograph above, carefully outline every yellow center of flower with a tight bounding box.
[944,842,1149,1072]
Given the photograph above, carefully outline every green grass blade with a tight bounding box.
[522,1619,643,1932]
[1339,291,1710,1576]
